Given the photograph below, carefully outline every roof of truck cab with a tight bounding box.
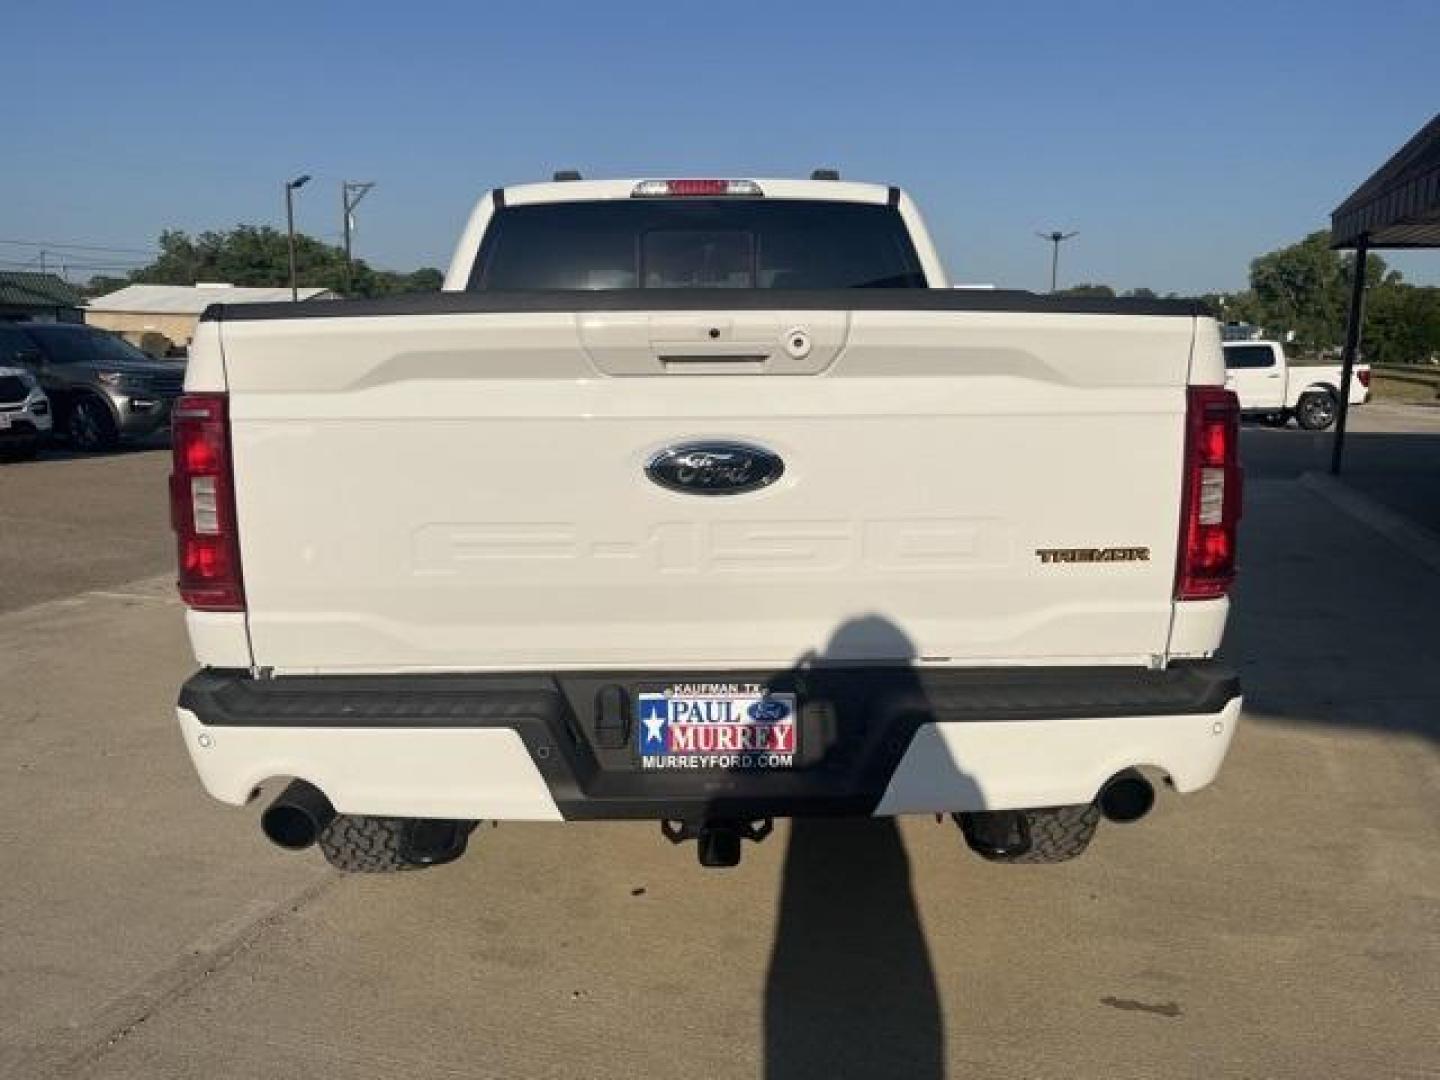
[498,178,897,206]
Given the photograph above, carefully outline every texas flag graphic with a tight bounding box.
[639,695,671,753]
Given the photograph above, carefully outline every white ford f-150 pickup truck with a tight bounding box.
[1222,339,1369,430]
[172,175,1242,870]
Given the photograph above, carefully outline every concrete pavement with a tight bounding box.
[0,438,171,613]
[1243,400,1440,536]
[1,414,1437,1079]
[0,579,332,1078]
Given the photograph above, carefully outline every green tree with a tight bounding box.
[1366,284,1440,365]
[1200,289,1265,326]
[1245,230,1388,351]
[401,267,444,292]
[1232,229,1440,363]
[81,274,130,298]
[110,226,441,298]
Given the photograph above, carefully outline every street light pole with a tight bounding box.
[1036,230,1079,292]
[284,174,311,302]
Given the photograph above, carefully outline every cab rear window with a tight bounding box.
[1224,344,1277,369]
[469,199,926,290]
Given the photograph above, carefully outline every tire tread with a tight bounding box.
[986,804,1100,864]
[317,815,416,873]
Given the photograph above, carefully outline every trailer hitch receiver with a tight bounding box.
[662,818,773,868]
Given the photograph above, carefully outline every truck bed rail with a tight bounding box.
[202,288,1205,324]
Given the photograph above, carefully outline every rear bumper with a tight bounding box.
[177,662,1241,822]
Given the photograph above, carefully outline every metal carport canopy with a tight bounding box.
[1327,112,1440,473]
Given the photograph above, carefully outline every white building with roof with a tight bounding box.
[85,283,336,354]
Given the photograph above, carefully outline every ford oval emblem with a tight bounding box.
[747,698,792,723]
[646,441,783,496]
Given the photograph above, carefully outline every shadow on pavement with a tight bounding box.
[764,818,943,1080]
[762,615,958,1080]
[1241,426,1440,536]
[1224,435,1440,743]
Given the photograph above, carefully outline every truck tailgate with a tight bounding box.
[217,302,1200,672]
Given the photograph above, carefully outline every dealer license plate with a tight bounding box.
[0,414,11,430]
[636,683,798,770]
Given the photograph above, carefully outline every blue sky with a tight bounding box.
[6,0,1438,293]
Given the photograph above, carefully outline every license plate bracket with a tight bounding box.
[635,682,798,770]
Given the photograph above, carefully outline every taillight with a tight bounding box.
[631,179,764,198]
[1357,369,1371,388]
[170,393,244,611]
[1176,386,1242,601]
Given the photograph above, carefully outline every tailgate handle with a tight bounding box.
[578,312,839,375]
[658,352,770,373]
[655,337,773,373]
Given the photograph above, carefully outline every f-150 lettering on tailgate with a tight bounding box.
[412,518,1011,578]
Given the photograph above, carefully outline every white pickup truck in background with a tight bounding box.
[171,175,1242,870]
[1223,339,1369,430]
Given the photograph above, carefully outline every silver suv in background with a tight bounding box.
[0,323,184,451]
[0,364,52,460]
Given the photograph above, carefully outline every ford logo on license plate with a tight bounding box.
[645,441,784,496]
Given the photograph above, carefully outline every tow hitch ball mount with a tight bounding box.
[662,818,773,868]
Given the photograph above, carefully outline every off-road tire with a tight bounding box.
[317,815,418,873]
[962,804,1101,864]
[1294,389,1338,431]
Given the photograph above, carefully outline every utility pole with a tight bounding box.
[285,174,312,301]
[341,181,376,295]
[1036,230,1078,292]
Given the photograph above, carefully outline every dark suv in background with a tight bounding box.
[0,323,185,451]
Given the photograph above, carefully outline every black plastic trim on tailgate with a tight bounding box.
[180,663,1238,822]
[199,287,1204,323]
